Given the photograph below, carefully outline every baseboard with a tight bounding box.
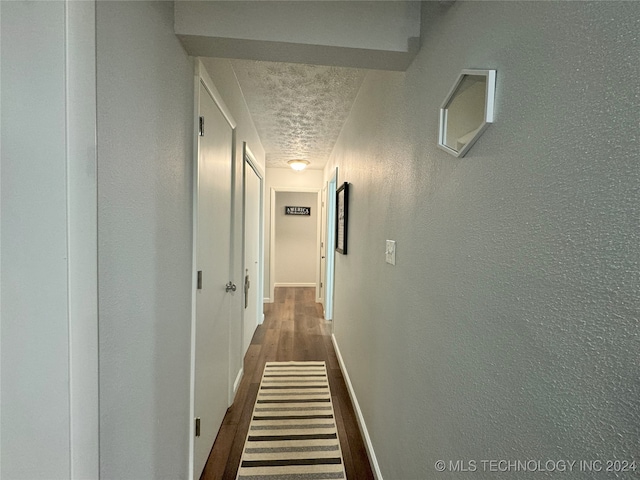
[331,334,383,480]
[264,297,272,304]
[233,368,243,396]
[274,282,316,288]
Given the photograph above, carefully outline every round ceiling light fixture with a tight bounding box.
[287,159,310,171]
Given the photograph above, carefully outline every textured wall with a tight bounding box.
[97,2,194,478]
[327,2,639,478]
[275,192,319,285]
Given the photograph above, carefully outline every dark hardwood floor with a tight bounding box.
[200,287,375,480]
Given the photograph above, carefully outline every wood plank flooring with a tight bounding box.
[200,287,374,480]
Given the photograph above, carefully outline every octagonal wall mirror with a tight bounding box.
[438,69,496,157]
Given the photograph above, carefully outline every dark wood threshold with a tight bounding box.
[200,287,375,480]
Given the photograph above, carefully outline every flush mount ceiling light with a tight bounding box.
[287,159,310,171]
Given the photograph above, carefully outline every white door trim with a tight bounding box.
[319,185,327,309]
[242,142,265,351]
[324,168,338,322]
[269,187,322,303]
[67,1,99,477]
[188,59,237,480]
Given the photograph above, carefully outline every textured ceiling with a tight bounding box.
[230,59,366,170]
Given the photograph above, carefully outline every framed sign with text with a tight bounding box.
[336,182,349,254]
[285,206,311,216]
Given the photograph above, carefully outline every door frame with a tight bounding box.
[188,59,237,480]
[319,185,328,308]
[269,187,322,302]
[242,142,265,354]
[68,2,99,476]
[324,168,338,322]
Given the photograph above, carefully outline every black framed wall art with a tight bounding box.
[336,182,349,254]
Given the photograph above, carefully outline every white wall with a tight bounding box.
[199,57,266,389]
[265,168,324,300]
[326,2,640,478]
[1,3,70,477]
[176,1,418,51]
[97,2,193,478]
[275,192,318,286]
[1,1,98,478]
[175,1,420,70]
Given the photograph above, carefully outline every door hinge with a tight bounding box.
[244,270,251,309]
[198,116,204,136]
[197,271,203,290]
[321,282,323,288]
[195,417,201,437]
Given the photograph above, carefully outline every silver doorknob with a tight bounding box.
[225,282,237,292]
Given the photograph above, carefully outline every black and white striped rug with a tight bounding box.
[236,361,346,479]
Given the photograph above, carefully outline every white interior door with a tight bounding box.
[243,157,262,354]
[319,186,327,309]
[193,80,233,478]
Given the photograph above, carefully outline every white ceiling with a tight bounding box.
[230,59,366,170]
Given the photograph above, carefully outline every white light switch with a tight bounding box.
[386,240,396,265]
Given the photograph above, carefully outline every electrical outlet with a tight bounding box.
[386,240,396,265]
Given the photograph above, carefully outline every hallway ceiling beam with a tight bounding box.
[175,1,421,71]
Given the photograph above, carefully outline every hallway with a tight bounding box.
[200,288,374,480]
[4,2,639,478]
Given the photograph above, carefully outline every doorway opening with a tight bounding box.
[269,187,322,304]
[242,143,265,356]
[324,168,338,322]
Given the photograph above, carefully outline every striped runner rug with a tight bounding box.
[236,361,347,480]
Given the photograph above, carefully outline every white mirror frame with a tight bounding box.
[438,69,496,158]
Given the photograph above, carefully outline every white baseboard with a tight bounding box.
[274,282,316,288]
[332,334,383,480]
[264,297,272,304]
[233,368,243,396]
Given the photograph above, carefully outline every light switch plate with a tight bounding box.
[386,240,396,265]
